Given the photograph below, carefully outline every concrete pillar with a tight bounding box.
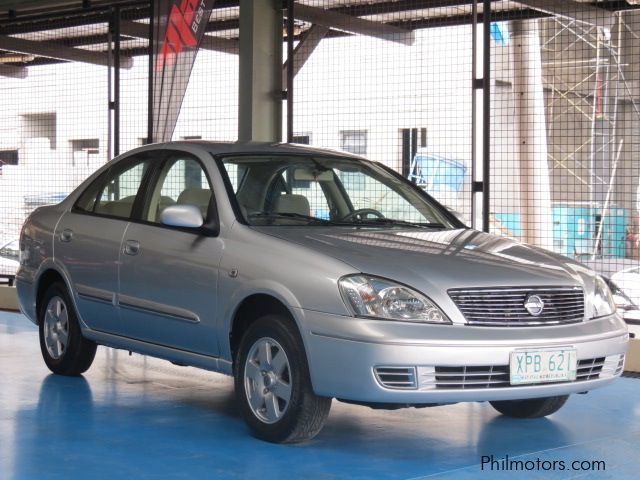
[238,0,283,142]
[512,19,554,250]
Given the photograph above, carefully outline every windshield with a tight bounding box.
[218,154,459,229]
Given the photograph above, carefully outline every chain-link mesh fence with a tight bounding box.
[0,13,112,281]
[489,3,640,301]
[0,1,639,300]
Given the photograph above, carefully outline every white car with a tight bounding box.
[611,267,640,306]
[604,277,640,341]
[0,239,19,260]
[0,239,20,280]
[0,255,19,281]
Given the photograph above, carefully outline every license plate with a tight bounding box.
[509,349,577,385]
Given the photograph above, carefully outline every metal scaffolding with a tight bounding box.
[541,12,640,259]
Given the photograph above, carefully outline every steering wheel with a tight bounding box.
[340,208,385,222]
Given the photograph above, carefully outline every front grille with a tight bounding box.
[432,365,510,388]
[448,286,584,326]
[374,366,417,389]
[428,357,606,389]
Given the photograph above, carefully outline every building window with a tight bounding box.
[70,139,99,167]
[340,130,367,155]
[22,112,57,149]
[292,133,312,145]
[0,150,19,176]
[400,127,427,178]
[71,139,99,154]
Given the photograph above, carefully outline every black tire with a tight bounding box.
[234,314,331,443]
[490,395,570,418]
[38,281,97,376]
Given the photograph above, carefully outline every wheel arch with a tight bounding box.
[228,293,303,367]
[35,268,70,323]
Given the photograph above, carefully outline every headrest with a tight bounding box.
[176,188,211,217]
[177,188,211,207]
[274,194,310,216]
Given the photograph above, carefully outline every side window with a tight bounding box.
[146,156,212,223]
[75,157,149,219]
[75,174,107,213]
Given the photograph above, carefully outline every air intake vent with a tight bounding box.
[576,357,605,381]
[615,355,625,375]
[374,366,417,390]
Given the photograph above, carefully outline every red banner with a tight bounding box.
[152,0,216,142]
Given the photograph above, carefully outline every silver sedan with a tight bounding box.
[16,142,629,443]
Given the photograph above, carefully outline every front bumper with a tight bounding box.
[299,309,629,404]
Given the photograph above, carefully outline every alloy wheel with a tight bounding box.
[43,296,69,360]
[244,337,292,424]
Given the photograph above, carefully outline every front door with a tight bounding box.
[118,153,222,356]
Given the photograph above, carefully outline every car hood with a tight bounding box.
[255,227,595,291]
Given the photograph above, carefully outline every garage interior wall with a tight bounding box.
[1,0,640,287]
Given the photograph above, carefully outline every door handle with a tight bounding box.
[123,240,140,256]
[60,229,73,242]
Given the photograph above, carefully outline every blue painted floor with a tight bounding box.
[1,311,639,480]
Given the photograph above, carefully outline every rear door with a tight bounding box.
[117,152,222,356]
[55,153,154,334]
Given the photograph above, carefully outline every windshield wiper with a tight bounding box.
[248,212,446,229]
[248,212,332,224]
[348,218,447,229]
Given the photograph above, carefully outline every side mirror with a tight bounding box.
[161,205,204,229]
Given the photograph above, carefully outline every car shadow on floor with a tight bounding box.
[4,370,624,480]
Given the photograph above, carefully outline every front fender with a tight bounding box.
[217,278,305,360]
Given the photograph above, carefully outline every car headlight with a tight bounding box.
[338,274,451,324]
[591,276,616,319]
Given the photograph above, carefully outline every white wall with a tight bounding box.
[0,25,481,241]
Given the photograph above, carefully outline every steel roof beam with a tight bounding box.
[120,20,239,55]
[200,33,239,54]
[516,0,614,31]
[0,63,26,78]
[0,34,133,67]
[122,18,326,87]
[282,24,329,89]
[291,3,414,46]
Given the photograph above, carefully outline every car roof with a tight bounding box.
[152,141,365,161]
